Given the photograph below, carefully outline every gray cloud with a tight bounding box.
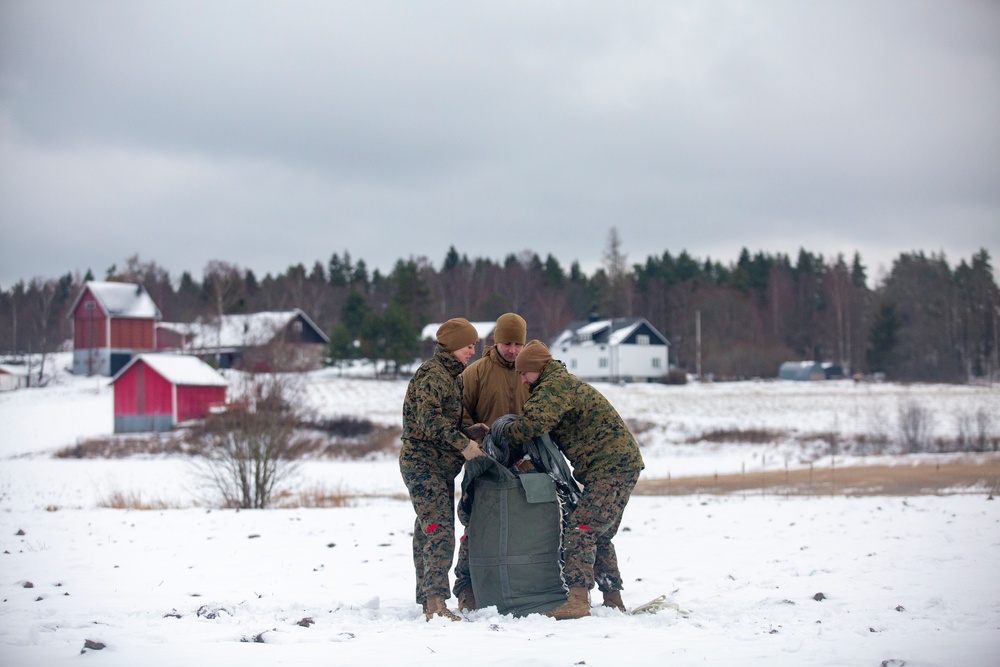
[1,0,997,289]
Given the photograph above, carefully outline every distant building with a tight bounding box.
[111,354,227,433]
[157,309,329,372]
[778,361,844,381]
[0,364,29,392]
[550,317,670,383]
[67,281,161,377]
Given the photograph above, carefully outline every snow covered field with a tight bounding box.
[1,359,998,666]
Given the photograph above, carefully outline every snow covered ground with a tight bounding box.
[1,356,998,666]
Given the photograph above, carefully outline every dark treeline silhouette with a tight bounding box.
[2,235,997,383]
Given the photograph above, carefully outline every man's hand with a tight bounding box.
[462,440,486,460]
[464,423,489,442]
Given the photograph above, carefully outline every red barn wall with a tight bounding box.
[177,385,226,422]
[72,292,109,349]
[111,318,155,350]
[114,362,174,417]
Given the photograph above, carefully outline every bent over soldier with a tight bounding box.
[400,317,487,622]
[502,339,645,620]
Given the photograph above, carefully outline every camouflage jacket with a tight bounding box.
[400,345,469,471]
[504,359,644,484]
[461,345,530,428]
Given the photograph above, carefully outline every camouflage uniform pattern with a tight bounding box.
[561,469,640,591]
[400,345,469,604]
[505,360,644,485]
[505,359,644,593]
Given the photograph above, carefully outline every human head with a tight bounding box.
[515,339,552,386]
[436,318,479,364]
[494,312,526,363]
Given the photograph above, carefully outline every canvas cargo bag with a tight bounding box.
[459,456,567,617]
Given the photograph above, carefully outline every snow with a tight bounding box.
[75,281,161,319]
[113,354,228,386]
[1,355,999,666]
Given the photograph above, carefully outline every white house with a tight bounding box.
[550,317,670,383]
[0,364,29,391]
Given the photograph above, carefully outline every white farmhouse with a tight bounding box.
[550,317,670,383]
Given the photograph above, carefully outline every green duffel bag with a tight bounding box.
[460,456,568,617]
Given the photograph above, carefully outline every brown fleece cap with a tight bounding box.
[436,317,479,352]
[514,339,552,373]
[494,312,527,345]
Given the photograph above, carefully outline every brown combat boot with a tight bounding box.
[422,596,461,622]
[602,589,626,612]
[545,587,591,620]
[456,586,477,612]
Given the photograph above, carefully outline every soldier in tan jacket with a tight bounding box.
[453,312,529,611]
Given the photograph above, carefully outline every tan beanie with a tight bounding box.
[514,339,552,373]
[494,312,527,345]
[436,317,479,352]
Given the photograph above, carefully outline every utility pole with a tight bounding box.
[695,309,702,380]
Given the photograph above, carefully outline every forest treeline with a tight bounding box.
[2,233,997,383]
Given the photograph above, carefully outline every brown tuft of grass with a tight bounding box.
[272,484,408,508]
[688,428,782,444]
[98,488,179,510]
[56,434,203,459]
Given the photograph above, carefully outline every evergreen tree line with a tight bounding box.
[1,240,997,383]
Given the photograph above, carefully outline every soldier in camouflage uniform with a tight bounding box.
[400,317,487,622]
[503,339,645,620]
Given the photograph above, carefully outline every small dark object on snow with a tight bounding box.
[197,604,231,619]
[813,592,826,601]
[241,632,267,643]
[895,605,905,612]
[81,639,106,653]
[881,660,907,667]
[164,610,182,619]
[22,581,33,589]
[297,617,314,627]
[15,529,25,536]
[327,543,336,548]
[248,534,260,539]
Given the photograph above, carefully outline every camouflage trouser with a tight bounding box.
[562,469,640,592]
[400,455,460,604]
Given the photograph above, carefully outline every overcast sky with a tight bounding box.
[1,0,998,290]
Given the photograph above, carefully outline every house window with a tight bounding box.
[579,333,592,342]
[598,357,608,368]
[292,321,303,334]
[636,334,650,345]
[570,359,577,369]
[652,357,661,368]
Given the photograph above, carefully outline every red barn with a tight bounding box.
[68,281,162,376]
[111,354,228,433]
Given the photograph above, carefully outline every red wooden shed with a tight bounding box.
[68,281,162,377]
[111,354,228,433]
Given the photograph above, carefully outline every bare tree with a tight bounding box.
[195,373,308,509]
[602,227,632,317]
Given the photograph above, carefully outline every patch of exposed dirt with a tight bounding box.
[635,455,1000,497]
